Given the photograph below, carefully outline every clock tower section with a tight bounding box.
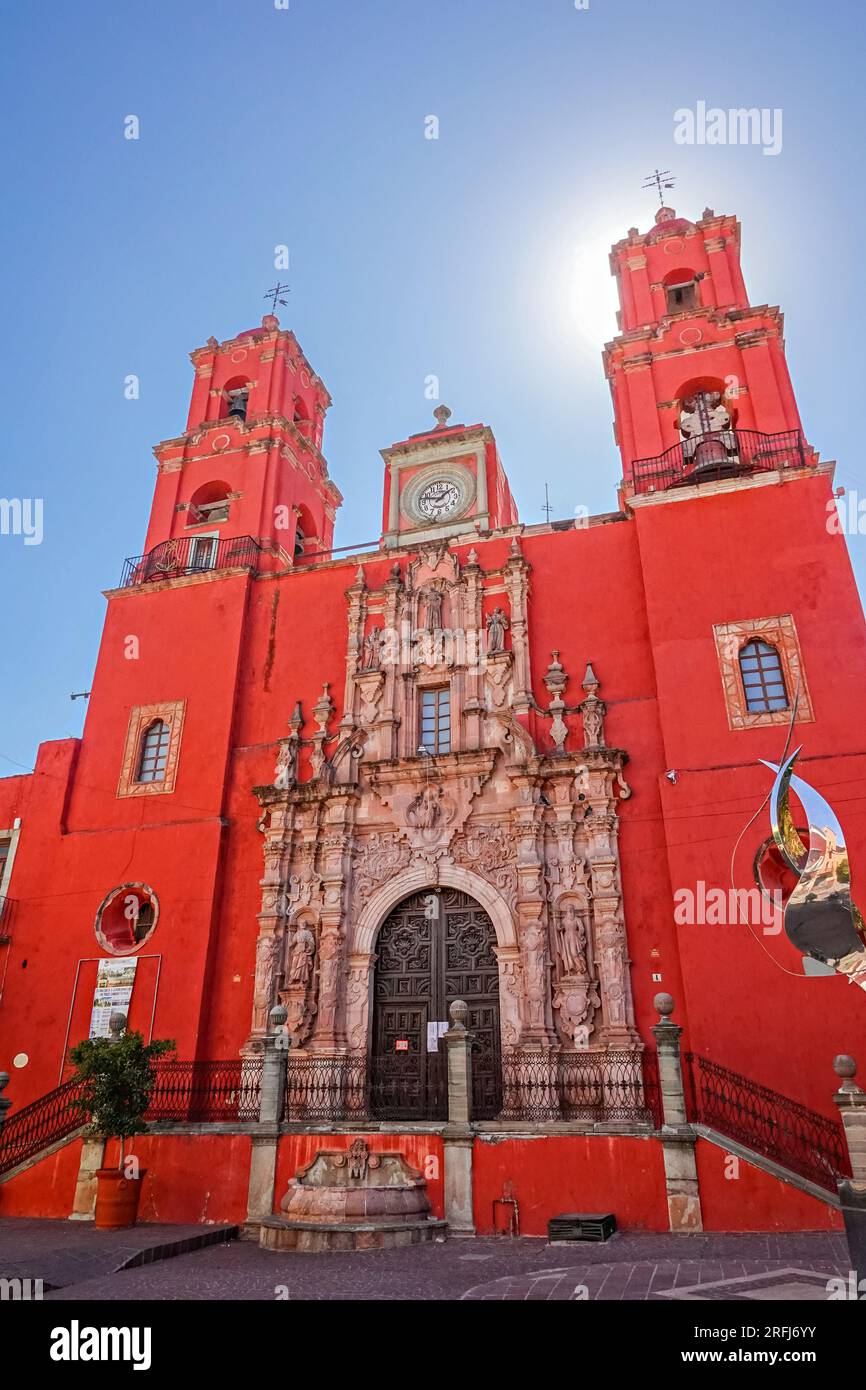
[381,405,519,547]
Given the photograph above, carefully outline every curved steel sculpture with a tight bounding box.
[760,750,866,989]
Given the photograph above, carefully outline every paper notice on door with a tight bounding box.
[426,1021,449,1052]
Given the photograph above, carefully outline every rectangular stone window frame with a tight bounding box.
[0,819,21,898]
[713,615,813,731]
[117,700,186,798]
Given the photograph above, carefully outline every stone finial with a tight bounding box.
[582,661,599,695]
[270,1003,289,1031]
[288,701,303,735]
[543,651,567,699]
[702,207,715,220]
[433,404,452,429]
[654,992,675,1019]
[449,998,469,1032]
[262,313,280,332]
[834,1055,860,1091]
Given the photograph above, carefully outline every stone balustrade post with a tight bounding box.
[442,999,475,1236]
[651,993,702,1232]
[651,991,689,1128]
[246,1005,288,1230]
[833,1054,866,1278]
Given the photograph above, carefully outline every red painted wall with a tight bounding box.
[472,1134,669,1235]
[0,1138,83,1218]
[694,1140,843,1233]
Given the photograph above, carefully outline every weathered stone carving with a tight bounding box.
[486,606,510,654]
[248,543,640,1067]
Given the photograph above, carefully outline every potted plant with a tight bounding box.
[69,1028,175,1229]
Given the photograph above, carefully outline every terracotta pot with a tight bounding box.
[94,1168,147,1230]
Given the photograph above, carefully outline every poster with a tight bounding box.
[88,957,138,1039]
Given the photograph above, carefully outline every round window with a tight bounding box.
[95,883,159,955]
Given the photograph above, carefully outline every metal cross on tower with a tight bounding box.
[642,169,676,205]
[263,283,290,313]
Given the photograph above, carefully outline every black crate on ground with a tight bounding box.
[547,1213,617,1242]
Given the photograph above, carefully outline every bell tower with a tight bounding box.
[143,314,342,566]
[603,206,813,500]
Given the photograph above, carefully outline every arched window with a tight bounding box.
[739,641,788,713]
[136,720,171,783]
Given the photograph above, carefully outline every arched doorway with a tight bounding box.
[371,888,502,1121]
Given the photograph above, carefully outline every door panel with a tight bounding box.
[372,889,501,1120]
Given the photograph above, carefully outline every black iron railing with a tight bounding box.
[146,1060,262,1123]
[685,1054,851,1193]
[0,1076,88,1177]
[630,428,806,497]
[498,1047,659,1125]
[120,534,266,587]
[283,1055,369,1122]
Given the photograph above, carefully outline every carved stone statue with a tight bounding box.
[288,925,316,988]
[486,607,510,654]
[556,902,588,977]
[274,737,298,790]
[418,587,443,633]
[362,627,382,671]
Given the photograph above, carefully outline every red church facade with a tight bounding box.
[1,204,864,1237]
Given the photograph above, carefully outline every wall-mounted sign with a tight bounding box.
[426,1021,449,1053]
[88,957,138,1039]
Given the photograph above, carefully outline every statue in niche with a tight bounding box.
[418,587,443,633]
[362,627,382,671]
[486,606,510,654]
[287,924,316,989]
[556,902,589,978]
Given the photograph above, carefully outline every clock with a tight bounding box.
[417,478,461,520]
[401,462,475,528]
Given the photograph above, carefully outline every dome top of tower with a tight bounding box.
[646,206,695,242]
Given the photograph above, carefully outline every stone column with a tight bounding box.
[651,993,703,1232]
[69,1139,106,1221]
[442,1000,475,1237]
[246,1006,288,1230]
[833,1055,866,1279]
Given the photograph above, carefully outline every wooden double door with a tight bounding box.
[371,888,502,1120]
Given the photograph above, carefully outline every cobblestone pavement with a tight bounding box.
[0,1222,848,1301]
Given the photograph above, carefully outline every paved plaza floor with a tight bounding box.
[0,1219,853,1301]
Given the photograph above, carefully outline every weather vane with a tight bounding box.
[542,483,554,523]
[642,169,676,206]
[264,282,290,313]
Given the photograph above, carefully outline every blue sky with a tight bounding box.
[1,0,864,769]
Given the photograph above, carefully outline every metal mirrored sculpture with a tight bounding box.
[760,750,866,989]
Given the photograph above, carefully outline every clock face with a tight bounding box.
[417,478,461,521]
